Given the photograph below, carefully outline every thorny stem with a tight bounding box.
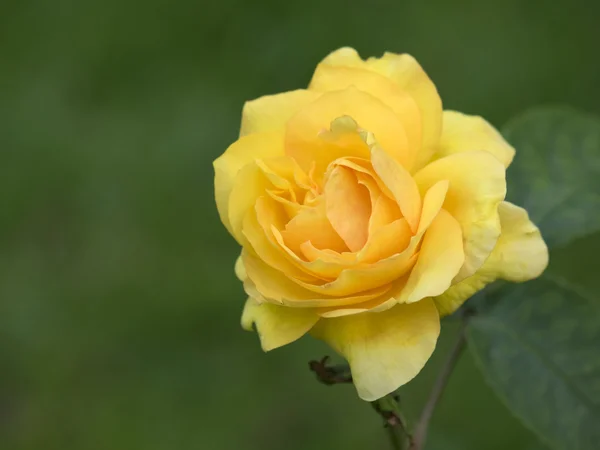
[308,356,353,385]
[309,312,471,450]
[372,395,413,450]
[409,316,469,450]
[309,357,412,449]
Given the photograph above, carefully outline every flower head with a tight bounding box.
[214,47,548,401]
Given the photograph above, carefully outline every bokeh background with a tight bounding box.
[2,0,599,449]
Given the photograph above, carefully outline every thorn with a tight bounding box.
[308,356,352,385]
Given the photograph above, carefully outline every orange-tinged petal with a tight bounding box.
[324,166,371,252]
[400,209,465,303]
[311,299,440,401]
[265,189,304,217]
[367,192,403,234]
[414,151,506,281]
[300,242,356,264]
[280,199,348,254]
[292,250,419,297]
[335,157,395,200]
[242,250,392,307]
[309,65,421,169]
[241,297,318,351]
[303,180,449,301]
[436,111,515,168]
[371,146,422,233]
[243,197,320,282]
[316,275,409,318]
[286,88,410,173]
[271,227,354,279]
[358,219,412,263]
[240,90,321,136]
[288,184,455,297]
[214,131,283,240]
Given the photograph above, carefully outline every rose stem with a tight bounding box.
[372,395,413,449]
[409,316,469,450]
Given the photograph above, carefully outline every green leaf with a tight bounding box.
[503,107,600,248]
[466,108,600,450]
[468,276,600,450]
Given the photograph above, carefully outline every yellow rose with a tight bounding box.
[214,47,548,401]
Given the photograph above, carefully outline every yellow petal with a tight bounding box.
[309,65,421,169]
[324,166,371,252]
[436,111,515,168]
[335,157,395,200]
[272,226,354,279]
[358,218,411,263]
[434,201,548,316]
[240,90,321,137]
[214,131,284,240]
[311,299,440,401]
[293,177,450,298]
[366,52,442,170]
[292,248,418,297]
[316,48,441,170]
[280,199,348,254]
[367,192,403,235]
[417,180,449,234]
[243,197,320,282]
[414,151,506,281]
[241,297,319,351]
[285,87,410,173]
[256,156,311,197]
[371,146,422,233]
[400,209,465,303]
[300,241,356,264]
[318,47,365,67]
[303,181,450,317]
[235,255,247,281]
[316,274,410,318]
[243,250,391,307]
[227,163,272,246]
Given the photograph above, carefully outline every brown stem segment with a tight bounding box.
[372,395,413,450]
[308,356,352,385]
[409,320,468,450]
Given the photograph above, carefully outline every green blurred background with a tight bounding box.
[1,0,599,449]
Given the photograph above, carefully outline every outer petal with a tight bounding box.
[414,151,506,281]
[214,131,283,239]
[400,209,465,304]
[241,297,319,351]
[286,87,410,173]
[318,47,364,67]
[311,299,440,401]
[317,48,442,171]
[366,52,442,169]
[309,65,421,169]
[434,201,549,316]
[436,111,515,168]
[240,90,321,137]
